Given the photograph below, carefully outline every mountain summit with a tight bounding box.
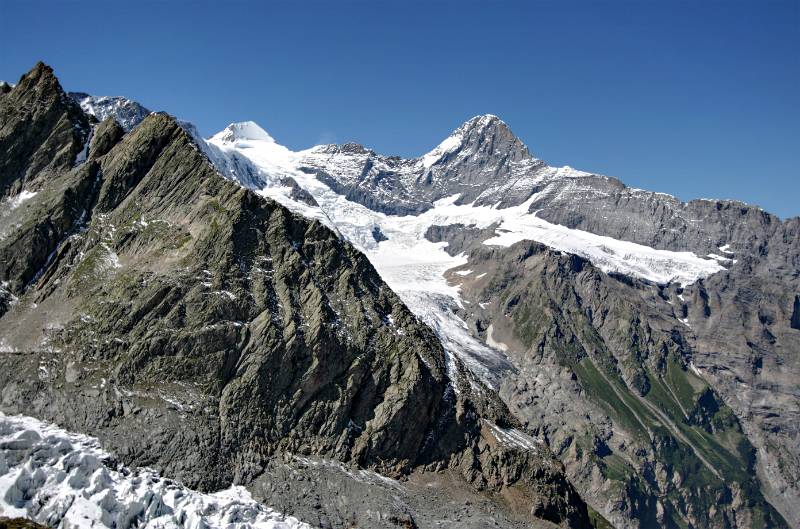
[69,92,151,132]
[420,114,533,170]
[211,120,276,143]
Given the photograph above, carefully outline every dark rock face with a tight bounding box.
[372,225,388,243]
[680,220,800,526]
[4,60,795,529]
[0,64,594,528]
[299,114,786,260]
[425,223,500,256]
[0,64,100,299]
[89,117,124,159]
[418,115,548,209]
[0,518,50,529]
[0,62,90,198]
[529,177,782,256]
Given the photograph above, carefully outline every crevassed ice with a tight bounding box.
[0,412,311,529]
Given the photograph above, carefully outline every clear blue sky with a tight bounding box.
[2,1,798,218]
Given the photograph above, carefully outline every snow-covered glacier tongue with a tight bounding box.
[196,118,728,388]
[0,412,311,529]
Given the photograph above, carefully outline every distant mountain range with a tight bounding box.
[1,62,797,529]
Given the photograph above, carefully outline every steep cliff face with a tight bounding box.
[296,115,548,216]
[3,61,795,529]
[296,115,782,260]
[441,237,790,529]
[528,177,782,256]
[682,218,800,526]
[0,518,50,529]
[0,64,594,529]
[69,91,151,132]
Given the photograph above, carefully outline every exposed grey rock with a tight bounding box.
[0,62,90,199]
[680,218,800,527]
[297,116,548,216]
[89,117,125,159]
[299,114,788,262]
[5,59,795,529]
[529,176,782,255]
[69,92,151,132]
[299,110,799,528]
[371,226,388,243]
[283,177,319,207]
[425,223,500,256]
[442,237,790,529]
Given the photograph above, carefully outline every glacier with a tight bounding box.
[201,121,726,388]
[0,412,311,529]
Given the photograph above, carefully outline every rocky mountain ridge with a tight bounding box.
[0,62,597,529]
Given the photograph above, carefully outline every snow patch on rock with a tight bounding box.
[4,190,38,210]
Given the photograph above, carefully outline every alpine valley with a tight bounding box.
[0,63,797,529]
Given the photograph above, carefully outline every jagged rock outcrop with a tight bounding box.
[0,62,89,198]
[681,217,800,527]
[4,60,795,529]
[528,176,782,255]
[299,114,784,259]
[0,63,594,528]
[0,519,50,529]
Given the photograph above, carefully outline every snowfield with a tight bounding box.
[203,120,726,388]
[0,412,311,529]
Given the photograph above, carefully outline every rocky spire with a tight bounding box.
[0,61,90,196]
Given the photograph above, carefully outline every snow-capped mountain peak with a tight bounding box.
[211,120,276,144]
[420,113,533,170]
[460,113,502,129]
